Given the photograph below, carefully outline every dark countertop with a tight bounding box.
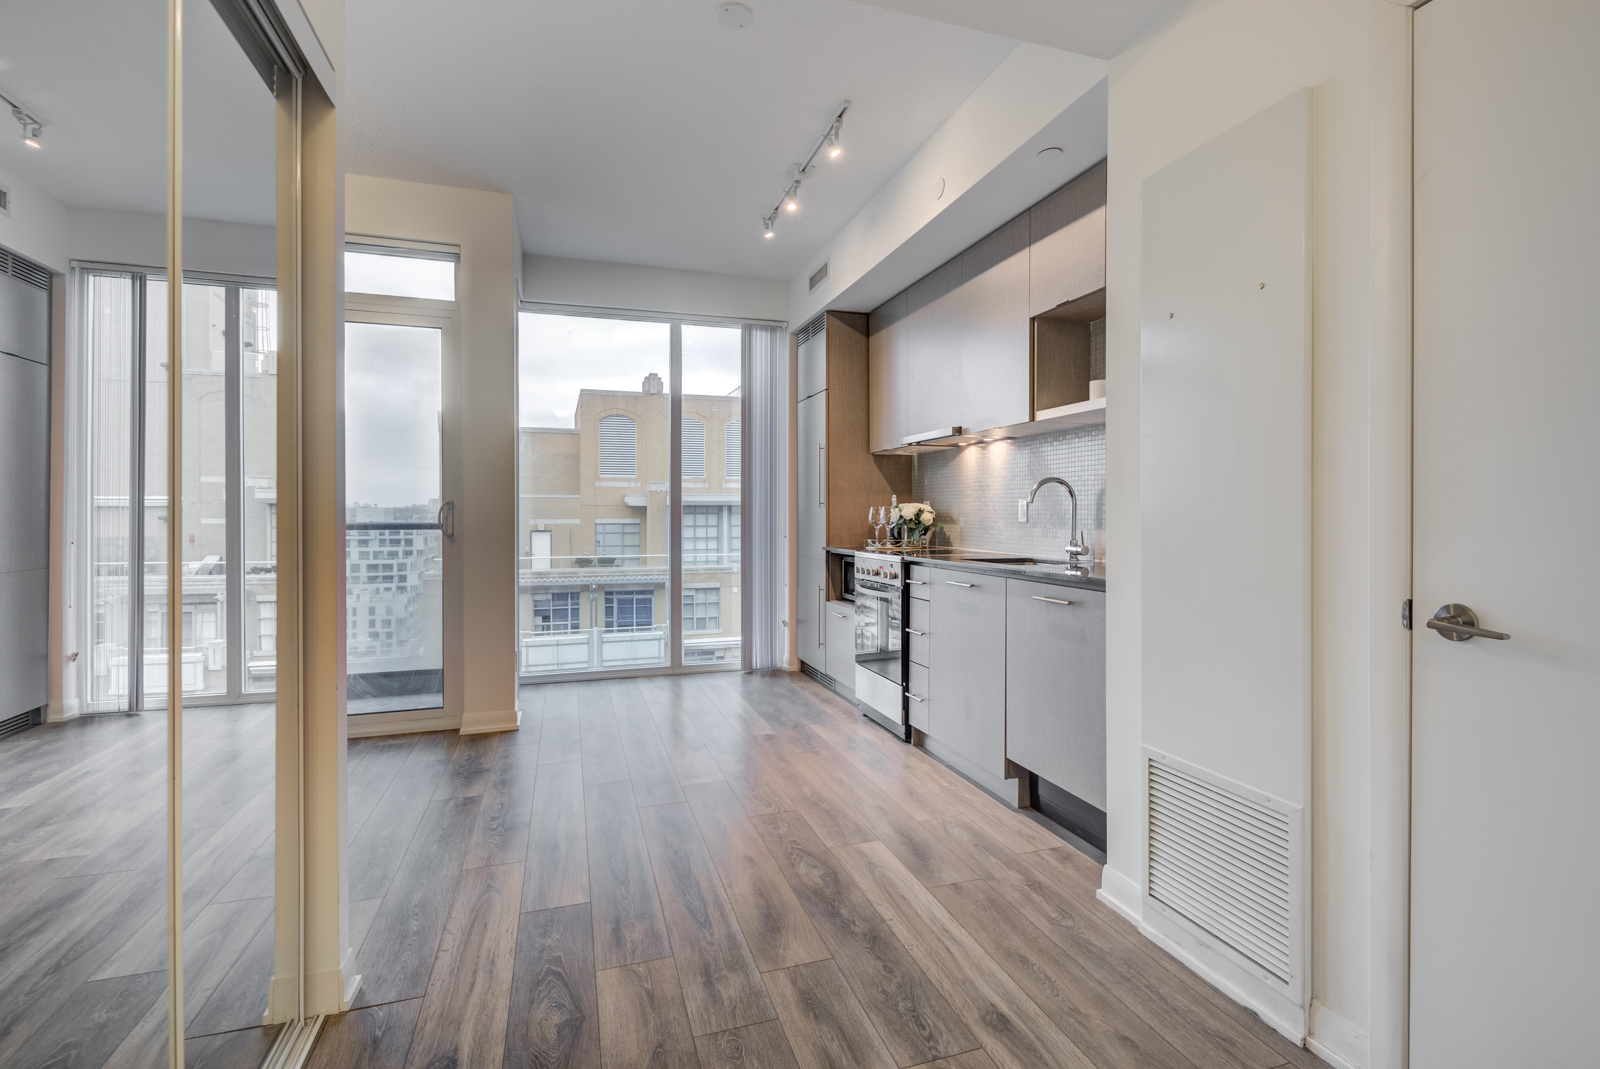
[826,546,1106,592]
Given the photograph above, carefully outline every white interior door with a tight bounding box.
[1411,3,1600,1065]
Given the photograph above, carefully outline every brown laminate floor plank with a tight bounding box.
[681,781,829,973]
[465,737,542,869]
[541,708,584,766]
[761,958,897,1069]
[829,841,1097,1069]
[694,1019,803,1069]
[694,720,796,817]
[928,815,1284,1069]
[750,810,975,1068]
[618,714,688,807]
[353,795,481,1008]
[525,761,591,911]
[306,998,423,1069]
[349,735,454,901]
[906,1052,1001,1069]
[436,732,505,799]
[504,902,602,1069]
[185,1025,285,1069]
[0,970,165,1069]
[584,781,673,970]
[579,692,633,787]
[774,749,879,848]
[637,801,776,1036]
[595,956,701,1069]
[929,879,1198,1069]
[403,861,524,1069]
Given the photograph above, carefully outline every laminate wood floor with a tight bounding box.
[0,702,282,1069]
[320,671,1328,1069]
[0,674,1330,1069]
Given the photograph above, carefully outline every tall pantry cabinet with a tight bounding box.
[794,312,910,672]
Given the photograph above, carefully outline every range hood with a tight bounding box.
[898,426,969,450]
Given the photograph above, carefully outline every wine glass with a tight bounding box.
[867,505,886,546]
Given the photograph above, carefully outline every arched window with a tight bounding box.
[724,419,742,479]
[598,414,636,477]
[681,418,706,478]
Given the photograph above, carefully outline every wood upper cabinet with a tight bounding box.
[1030,160,1107,317]
[867,292,908,453]
[960,212,1032,433]
[795,312,911,552]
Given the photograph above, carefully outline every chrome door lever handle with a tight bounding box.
[904,628,926,636]
[1426,603,1510,642]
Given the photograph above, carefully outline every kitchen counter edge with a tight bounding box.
[825,547,1106,592]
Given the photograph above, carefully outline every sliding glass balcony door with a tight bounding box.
[343,320,446,714]
[516,311,747,678]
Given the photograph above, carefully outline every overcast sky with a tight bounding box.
[518,313,741,428]
[346,322,441,507]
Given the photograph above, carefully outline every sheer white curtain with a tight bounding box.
[741,323,788,670]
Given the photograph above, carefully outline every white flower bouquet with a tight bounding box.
[891,501,938,545]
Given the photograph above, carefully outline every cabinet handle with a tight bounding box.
[945,581,974,588]
[1031,595,1075,606]
[904,628,926,636]
[829,611,848,618]
[905,578,926,585]
[907,692,926,703]
[818,587,825,648]
[818,444,825,506]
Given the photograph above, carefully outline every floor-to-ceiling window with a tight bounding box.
[517,310,751,678]
[83,270,276,711]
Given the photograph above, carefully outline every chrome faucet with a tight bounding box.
[1021,476,1090,564]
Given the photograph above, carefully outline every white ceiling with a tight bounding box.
[0,0,276,226]
[852,0,1179,60]
[343,0,1019,280]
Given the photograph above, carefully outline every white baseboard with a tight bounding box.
[460,706,521,735]
[347,710,461,738]
[1308,999,1368,1069]
[1096,865,1144,925]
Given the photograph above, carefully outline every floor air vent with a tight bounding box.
[799,662,840,693]
[1146,752,1299,984]
[0,709,42,741]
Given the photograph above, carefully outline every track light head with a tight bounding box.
[826,134,841,159]
[22,125,40,148]
[784,183,799,212]
[10,106,40,147]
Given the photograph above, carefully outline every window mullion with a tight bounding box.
[224,284,245,699]
[669,323,683,668]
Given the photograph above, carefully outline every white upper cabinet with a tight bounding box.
[1030,160,1107,317]
[960,212,1032,433]
[867,160,1107,452]
[867,292,908,453]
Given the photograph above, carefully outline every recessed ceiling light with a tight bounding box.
[1038,146,1064,158]
[716,3,753,29]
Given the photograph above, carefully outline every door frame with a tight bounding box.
[341,293,463,736]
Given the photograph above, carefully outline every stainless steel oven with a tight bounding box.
[851,551,908,738]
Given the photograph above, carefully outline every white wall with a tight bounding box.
[1103,2,1405,1065]
[523,253,789,324]
[791,42,1107,324]
[0,163,70,271]
[347,174,521,736]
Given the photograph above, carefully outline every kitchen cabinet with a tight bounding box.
[797,392,826,557]
[867,160,1106,452]
[959,213,1031,433]
[1030,161,1107,317]
[906,661,931,732]
[927,572,1008,779]
[825,600,857,690]
[906,597,930,668]
[867,292,907,453]
[901,258,964,440]
[1004,579,1106,808]
[797,554,826,671]
[793,312,910,558]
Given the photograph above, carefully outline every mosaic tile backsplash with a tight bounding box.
[913,422,1107,562]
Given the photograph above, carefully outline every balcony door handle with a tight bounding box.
[904,628,926,636]
[907,692,926,703]
[437,501,455,539]
[1426,603,1510,642]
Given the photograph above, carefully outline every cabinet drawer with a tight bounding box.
[1004,579,1106,807]
[906,598,931,667]
[825,601,857,688]
[906,661,931,732]
[906,564,932,599]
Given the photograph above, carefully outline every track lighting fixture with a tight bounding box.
[760,101,850,239]
[4,93,43,148]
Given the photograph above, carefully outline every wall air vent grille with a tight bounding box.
[2,247,50,290]
[809,262,829,291]
[795,313,826,345]
[1147,755,1295,982]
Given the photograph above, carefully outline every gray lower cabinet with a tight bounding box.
[927,573,1007,779]
[825,600,857,690]
[1004,579,1106,808]
[797,554,826,671]
[906,661,931,732]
